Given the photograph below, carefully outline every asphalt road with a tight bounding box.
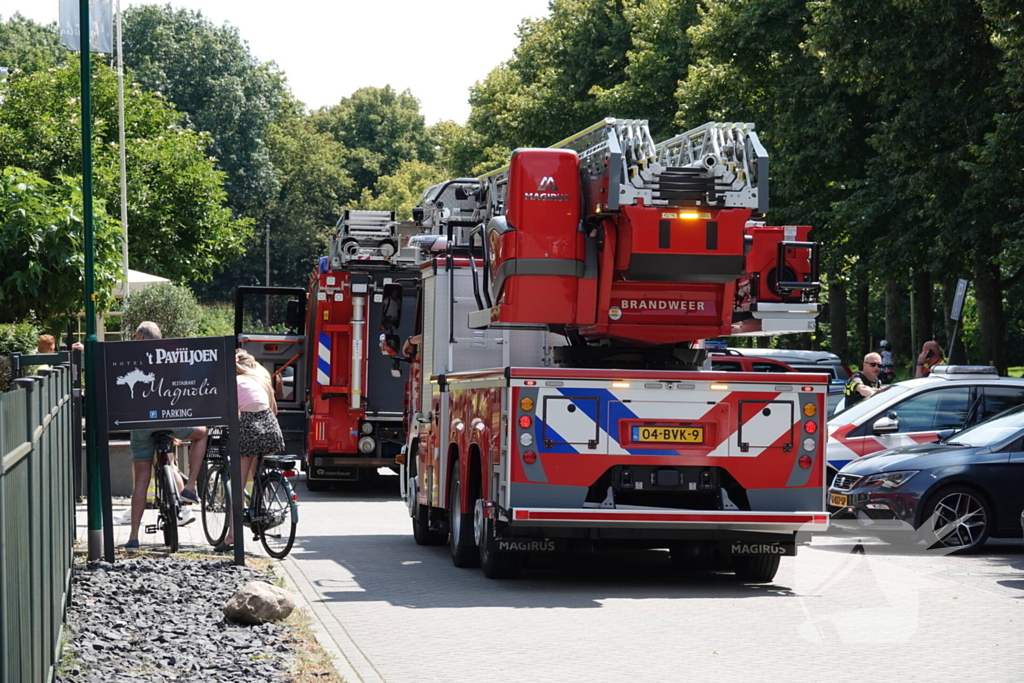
[281,473,1024,683]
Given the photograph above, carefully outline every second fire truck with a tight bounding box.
[384,119,829,580]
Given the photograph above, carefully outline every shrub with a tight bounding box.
[0,321,41,391]
[121,283,200,340]
[196,303,235,337]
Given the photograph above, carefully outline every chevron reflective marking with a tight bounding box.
[317,332,331,386]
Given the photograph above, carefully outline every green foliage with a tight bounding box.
[120,5,289,216]
[195,303,235,337]
[121,283,201,340]
[0,167,122,329]
[0,62,252,283]
[352,160,446,220]
[0,13,65,74]
[0,320,41,355]
[311,86,434,193]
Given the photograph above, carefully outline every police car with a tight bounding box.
[826,366,1024,477]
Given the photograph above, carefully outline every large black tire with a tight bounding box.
[258,472,298,559]
[920,485,993,553]
[201,464,230,547]
[160,464,179,553]
[479,515,525,579]
[732,553,781,583]
[448,469,479,568]
[412,502,447,546]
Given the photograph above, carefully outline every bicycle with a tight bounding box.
[144,430,182,552]
[200,428,299,558]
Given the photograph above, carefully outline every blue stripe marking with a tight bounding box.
[555,387,678,456]
[533,416,579,454]
[829,459,852,470]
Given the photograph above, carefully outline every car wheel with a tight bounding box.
[920,485,993,553]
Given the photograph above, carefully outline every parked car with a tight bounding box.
[723,347,851,384]
[826,366,1024,478]
[828,403,1024,551]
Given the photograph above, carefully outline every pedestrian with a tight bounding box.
[844,352,884,409]
[915,340,944,378]
[878,340,895,385]
[215,349,285,552]
[37,334,55,354]
[122,321,209,549]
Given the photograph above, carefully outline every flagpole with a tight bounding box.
[116,0,129,299]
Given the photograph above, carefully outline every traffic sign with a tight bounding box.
[950,279,969,321]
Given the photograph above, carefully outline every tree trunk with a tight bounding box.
[973,258,1006,373]
[884,278,908,362]
[828,279,849,360]
[856,279,869,361]
[913,270,933,355]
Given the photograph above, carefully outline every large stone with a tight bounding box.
[223,581,295,625]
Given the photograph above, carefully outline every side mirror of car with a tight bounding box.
[935,428,957,442]
[872,415,899,434]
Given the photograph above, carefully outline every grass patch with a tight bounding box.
[282,606,346,683]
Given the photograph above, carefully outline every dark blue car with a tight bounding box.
[829,404,1024,551]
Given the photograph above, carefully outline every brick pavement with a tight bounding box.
[281,475,1024,683]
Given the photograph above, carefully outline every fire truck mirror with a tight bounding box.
[285,299,302,333]
[381,284,403,331]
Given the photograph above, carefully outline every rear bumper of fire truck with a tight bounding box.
[507,508,828,534]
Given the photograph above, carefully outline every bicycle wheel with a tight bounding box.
[160,463,179,553]
[258,471,298,559]
[201,462,230,547]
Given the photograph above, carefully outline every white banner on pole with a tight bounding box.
[950,278,969,322]
[59,0,114,54]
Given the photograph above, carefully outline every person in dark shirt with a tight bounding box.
[845,352,883,408]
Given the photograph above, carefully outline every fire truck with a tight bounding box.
[235,210,418,490]
[382,119,830,580]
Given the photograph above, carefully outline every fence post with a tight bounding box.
[13,377,41,683]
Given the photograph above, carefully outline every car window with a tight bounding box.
[979,386,1024,422]
[711,360,743,372]
[828,383,911,425]
[752,362,790,373]
[948,403,1024,448]
[891,387,971,433]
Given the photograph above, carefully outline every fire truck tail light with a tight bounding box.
[803,403,817,417]
[804,421,818,434]
[523,450,537,464]
[524,380,537,386]
[801,386,814,392]
[798,456,812,469]
[519,415,533,429]
[520,397,534,411]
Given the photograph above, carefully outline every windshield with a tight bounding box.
[944,403,1024,448]
[828,383,912,426]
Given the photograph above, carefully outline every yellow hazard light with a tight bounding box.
[322,310,329,321]
[710,383,729,391]
[520,397,534,411]
[678,211,711,220]
[803,403,817,417]
[611,382,630,389]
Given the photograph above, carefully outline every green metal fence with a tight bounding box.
[0,364,77,683]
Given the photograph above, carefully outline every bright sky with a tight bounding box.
[0,0,551,123]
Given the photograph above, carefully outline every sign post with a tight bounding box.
[95,336,242,563]
[949,278,969,364]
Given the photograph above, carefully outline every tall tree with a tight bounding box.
[0,61,252,283]
[311,85,433,195]
[120,4,289,217]
[0,13,65,74]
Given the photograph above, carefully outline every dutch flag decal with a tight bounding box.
[317,332,331,386]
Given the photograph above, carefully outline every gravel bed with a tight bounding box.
[57,558,295,683]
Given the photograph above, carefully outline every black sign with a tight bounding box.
[101,336,233,430]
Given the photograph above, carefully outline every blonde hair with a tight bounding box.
[236,349,277,413]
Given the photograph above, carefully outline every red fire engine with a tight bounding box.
[383,119,829,580]
[235,210,418,490]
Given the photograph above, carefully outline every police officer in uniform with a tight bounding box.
[845,352,883,409]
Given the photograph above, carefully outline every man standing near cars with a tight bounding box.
[844,352,884,409]
[122,321,209,550]
[915,340,945,378]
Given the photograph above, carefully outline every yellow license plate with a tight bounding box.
[632,426,704,444]
[829,493,848,507]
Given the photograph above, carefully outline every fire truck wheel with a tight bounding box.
[731,553,781,583]
[448,471,481,568]
[412,502,447,546]
[479,517,525,579]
